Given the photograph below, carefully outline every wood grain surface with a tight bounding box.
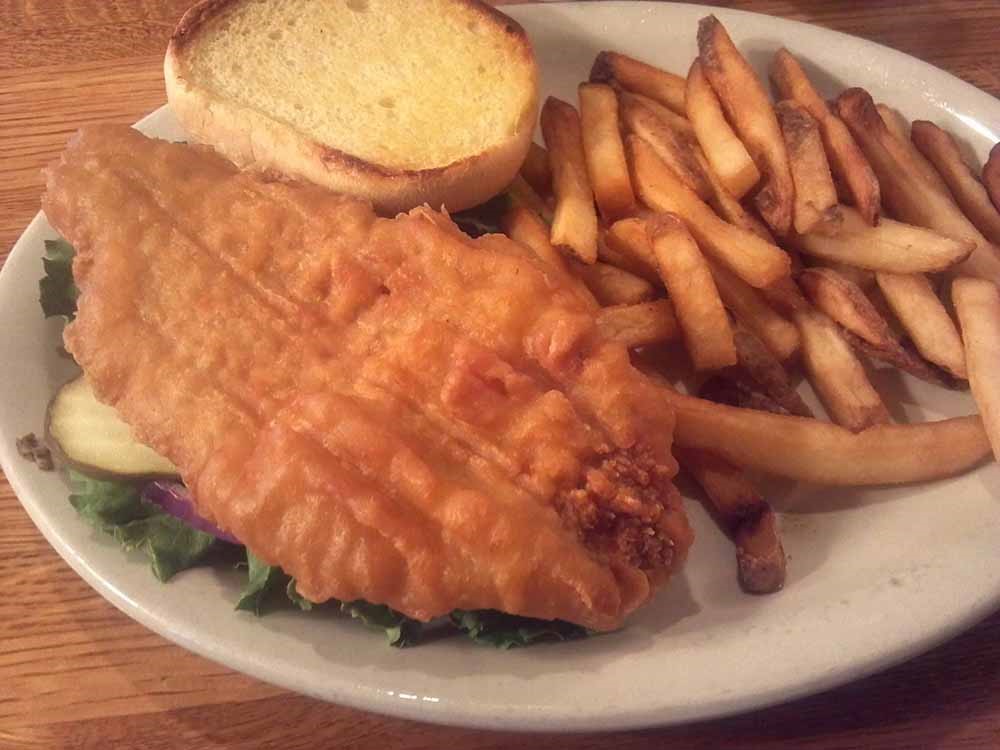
[2,1,1000,748]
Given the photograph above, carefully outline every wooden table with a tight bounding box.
[3,1,1000,747]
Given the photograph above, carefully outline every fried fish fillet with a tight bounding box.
[43,125,692,631]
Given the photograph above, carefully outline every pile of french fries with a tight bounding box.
[501,15,1000,594]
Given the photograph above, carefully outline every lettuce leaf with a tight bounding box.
[65,473,592,648]
[340,600,422,647]
[285,578,313,611]
[235,553,417,645]
[65,473,592,647]
[40,239,78,319]
[236,547,313,617]
[68,471,216,581]
[235,551,314,614]
[111,515,217,583]
[451,193,510,238]
[451,610,590,649]
[66,473,421,644]
[235,550,288,615]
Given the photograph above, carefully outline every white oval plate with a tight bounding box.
[2,1,999,732]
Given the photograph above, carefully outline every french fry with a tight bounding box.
[673,445,786,594]
[875,103,910,141]
[875,272,968,379]
[841,330,962,390]
[699,374,795,417]
[694,149,775,242]
[799,267,895,349]
[794,308,890,432]
[507,174,553,224]
[540,96,599,263]
[911,121,1000,245]
[759,275,811,317]
[852,97,951,206]
[590,51,687,115]
[798,267,956,387]
[952,277,1000,460]
[578,83,635,222]
[837,88,1000,285]
[618,90,696,138]
[572,261,656,306]
[794,205,974,274]
[776,100,841,235]
[787,247,805,272]
[596,299,679,348]
[985,144,1000,212]
[732,505,787,594]
[768,48,833,125]
[685,59,761,199]
[729,326,812,417]
[709,260,800,361]
[620,94,713,199]
[596,235,642,276]
[520,142,552,196]
[627,135,792,288]
[648,213,737,370]
[866,281,908,339]
[602,218,660,283]
[875,105,952,195]
[501,204,569,274]
[662,388,991,485]
[698,16,795,235]
[621,96,776,243]
[503,205,600,309]
[806,258,875,291]
[770,48,880,225]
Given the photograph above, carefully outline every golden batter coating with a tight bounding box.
[43,126,691,630]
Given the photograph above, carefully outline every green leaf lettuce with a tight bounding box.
[68,471,215,581]
[235,550,289,615]
[451,609,590,649]
[64,472,592,648]
[340,600,422,647]
[234,552,418,646]
[40,239,79,319]
[451,192,511,238]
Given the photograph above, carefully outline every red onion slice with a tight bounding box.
[142,481,241,545]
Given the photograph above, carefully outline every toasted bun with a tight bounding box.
[164,0,539,214]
